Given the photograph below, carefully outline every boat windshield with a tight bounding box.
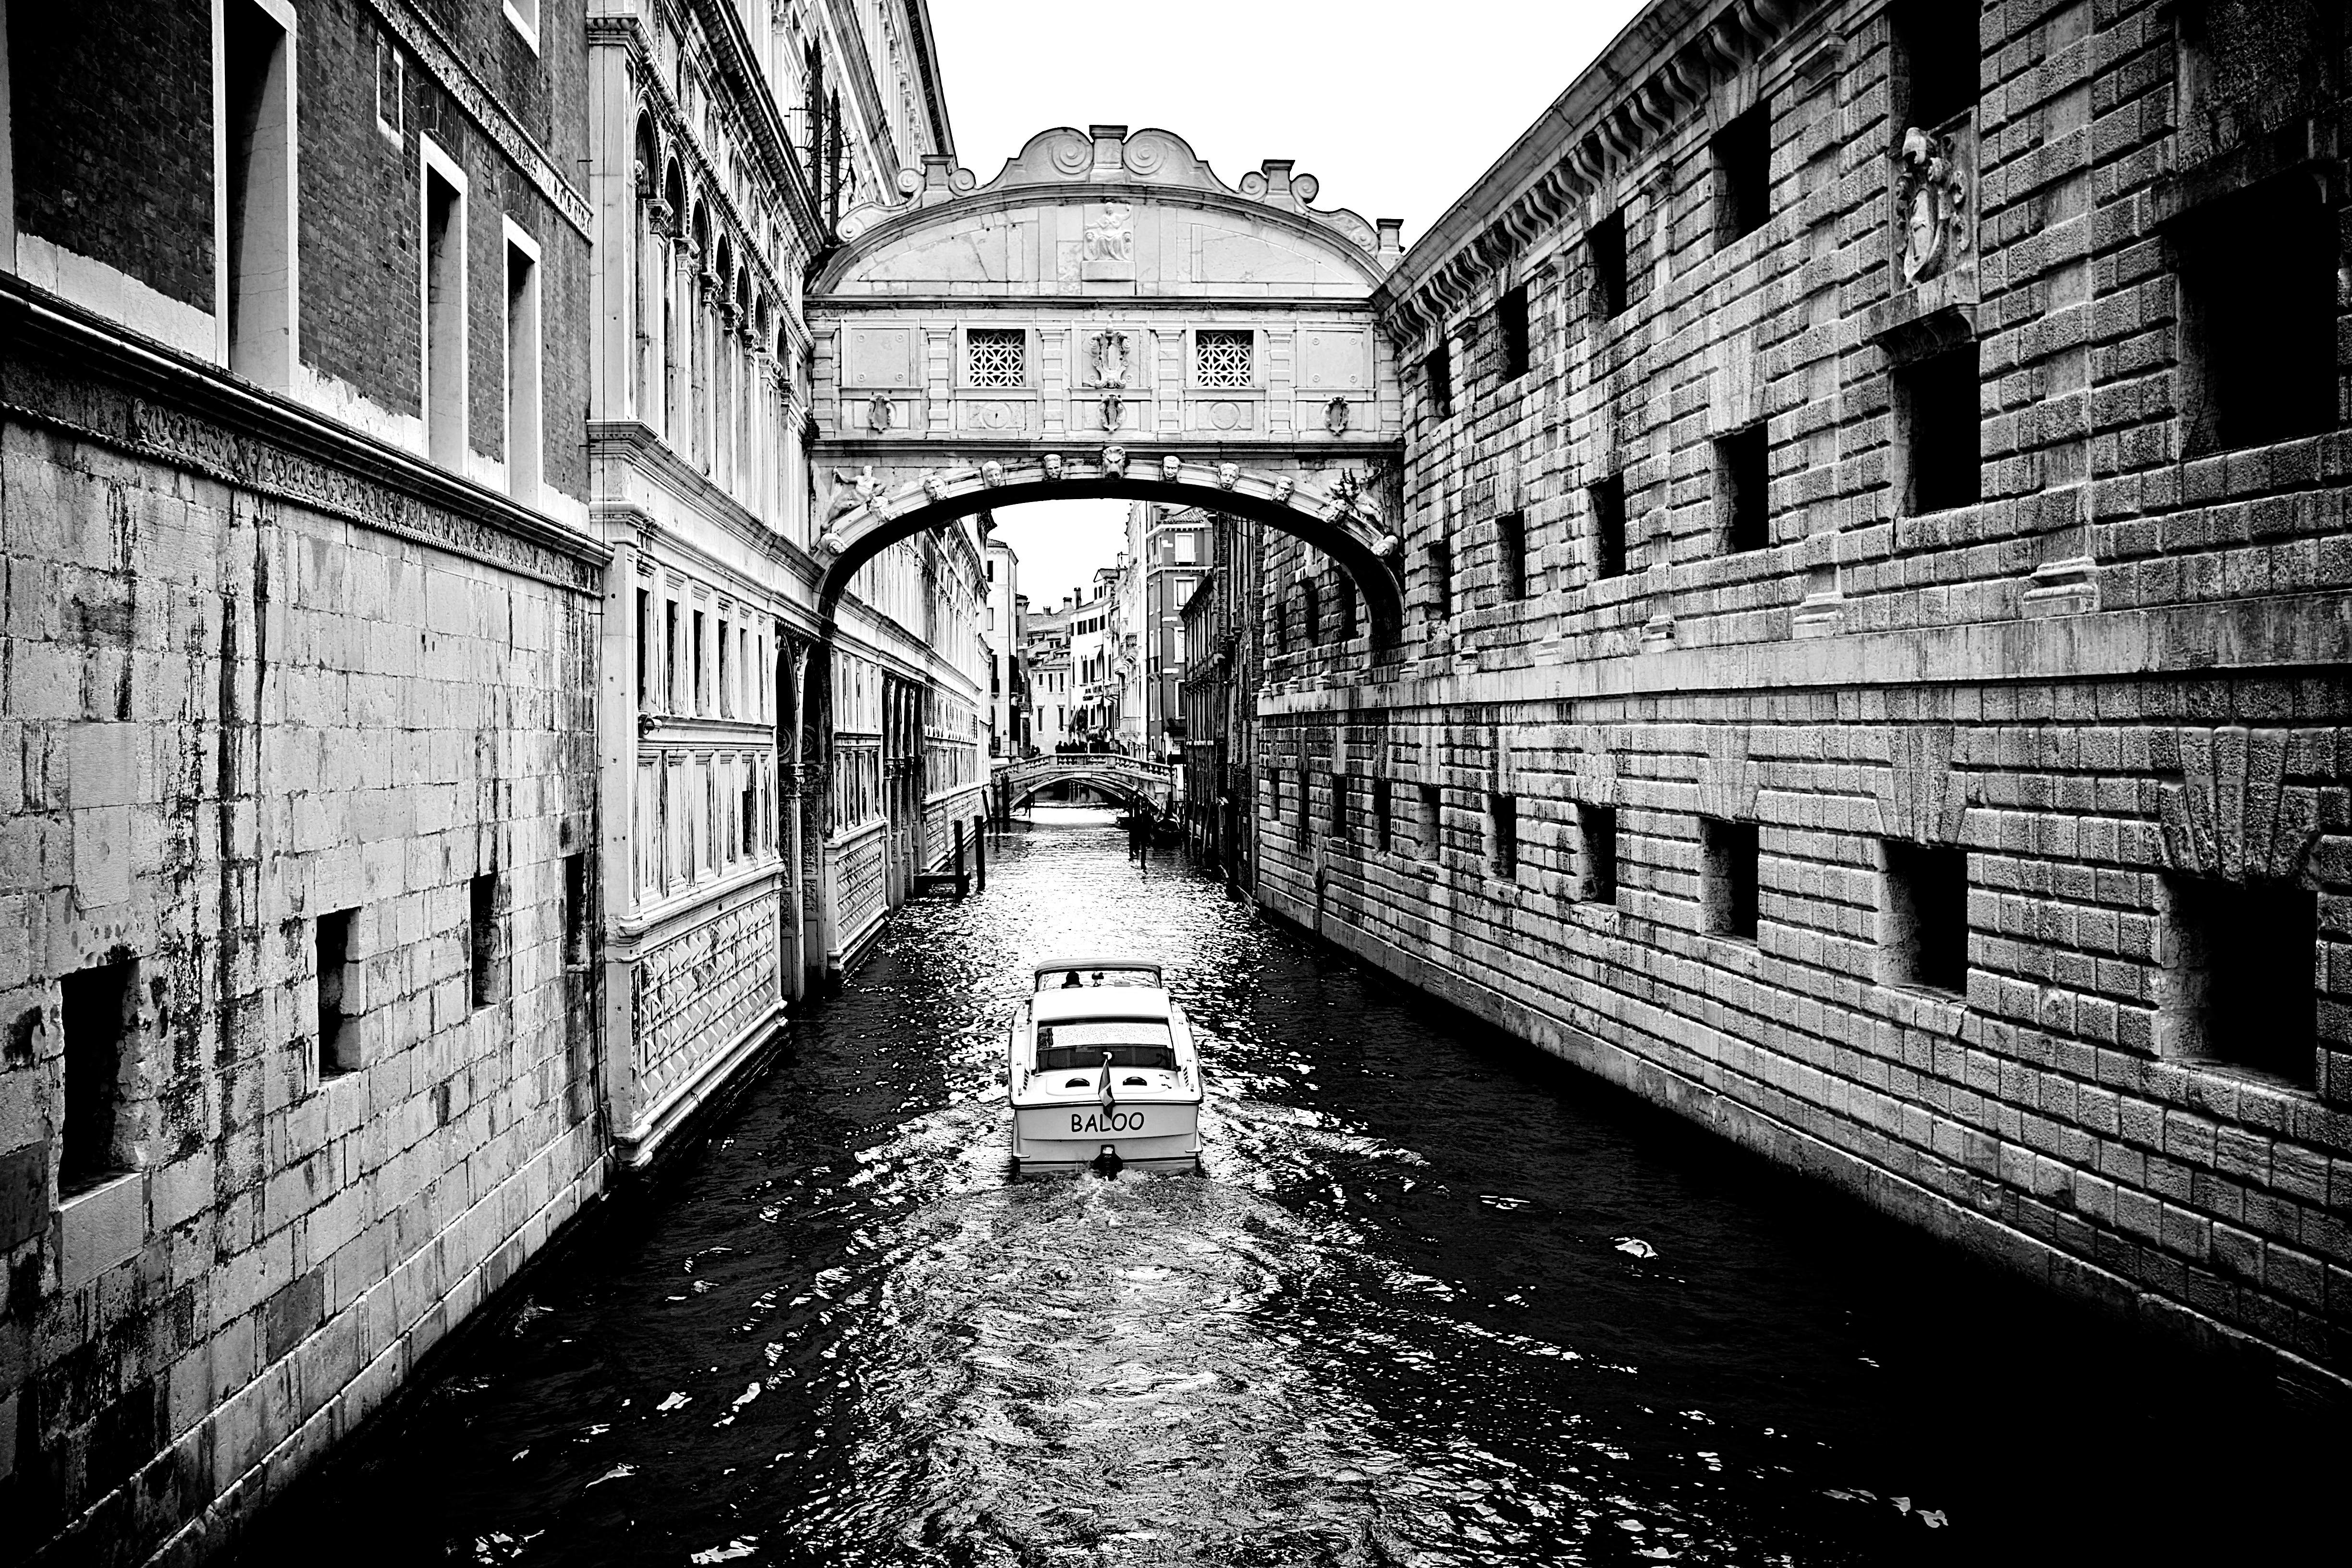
[1036,967,1161,991]
[1035,1019,1178,1071]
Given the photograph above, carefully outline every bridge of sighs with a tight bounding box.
[803,123,1409,639]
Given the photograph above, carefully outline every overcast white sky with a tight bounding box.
[925,0,1646,609]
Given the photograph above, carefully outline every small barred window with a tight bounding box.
[1195,330,1253,389]
[966,329,1026,388]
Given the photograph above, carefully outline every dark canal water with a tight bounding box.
[249,814,2345,1566]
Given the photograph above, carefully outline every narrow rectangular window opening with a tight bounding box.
[1891,0,1980,133]
[1896,343,1982,516]
[636,590,652,707]
[1591,476,1627,579]
[1580,804,1618,905]
[59,960,135,1197]
[1497,285,1531,380]
[1702,818,1760,940]
[664,601,680,712]
[1589,210,1627,320]
[1428,539,1454,620]
[1881,840,1968,993]
[375,27,403,141]
[1496,511,1528,601]
[317,907,359,1077]
[423,158,466,468]
[1419,783,1443,863]
[224,0,294,388]
[504,236,541,503]
[1330,774,1349,837]
[1712,105,1771,246]
[1425,343,1453,419]
[1373,776,1394,853]
[2177,175,2339,456]
[1489,794,1519,879]
[717,618,733,718]
[692,610,708,714]
[563,853,589,969]
[1715,424,1769,553]
[2162,875,2316,1087]
[469,871,501,1009]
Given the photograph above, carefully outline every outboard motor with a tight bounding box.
[1090,1142,1124,1177]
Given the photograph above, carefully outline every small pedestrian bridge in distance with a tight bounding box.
[996,754,1177,815]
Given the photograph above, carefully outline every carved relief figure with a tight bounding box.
[1083,202,1134,264]
[1089,330,1130,387]
[1898,125,1971,285]
[823,465,882,524]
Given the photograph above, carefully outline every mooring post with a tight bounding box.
[975,820,987,892]
[953,820,968,897]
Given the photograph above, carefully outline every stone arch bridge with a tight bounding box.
[789,122,1404,989]
[996,754,1178,816]
[804,122,1409,642]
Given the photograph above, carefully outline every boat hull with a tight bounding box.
[1009,1100,1202,1170]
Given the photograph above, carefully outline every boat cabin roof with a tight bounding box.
[1030,986,1174,1024]
[1032,957,1164,991]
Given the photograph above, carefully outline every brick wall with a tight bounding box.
[1257,0,2352,1382]
[9,1,216,311]
[297,0,591,497]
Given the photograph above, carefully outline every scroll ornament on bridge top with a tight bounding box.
[836,126,1389,259]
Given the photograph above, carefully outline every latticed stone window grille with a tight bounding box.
[966,329,1026,388]
[1195,330,1254,389]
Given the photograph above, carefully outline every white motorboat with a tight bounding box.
[1005,956,1204,1173]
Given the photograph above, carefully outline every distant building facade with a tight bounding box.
[1180,511,1265,878]
[984,533,1025,759]
[1132,504,1213,766]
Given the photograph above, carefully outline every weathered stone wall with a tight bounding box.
[1259,0,2352,1382]
[0,331,607,1559]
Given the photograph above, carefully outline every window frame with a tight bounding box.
[501,217,544,505]
[959,325,1032,391]
[418,133,470,471]
[216,0,301,387]
[1188,326,1261,392]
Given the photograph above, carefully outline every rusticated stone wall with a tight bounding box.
[1255,0,2352,1383]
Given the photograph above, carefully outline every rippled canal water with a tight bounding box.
[251,813,2345,1567]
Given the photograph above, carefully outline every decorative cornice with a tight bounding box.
[1377,0,1818,344]
[900,0,956,163]
[2,277,607,591]
[676,0,822,242]
[816,125,1397,294]
[369,0,592,237]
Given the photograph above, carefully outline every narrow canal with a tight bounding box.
[251,814,2342,1566]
